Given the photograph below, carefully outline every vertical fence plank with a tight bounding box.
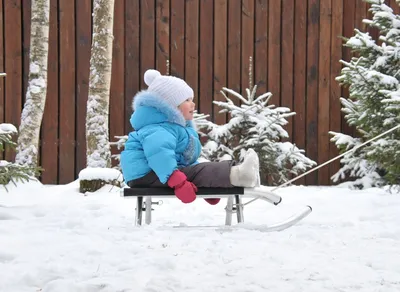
[156,0,170,75]
[329,0,343,184]
[306,0,320,185]
[59,0,76,183]
[213,0,227,125]
[22,0,31,104]
[318,0,332,185]
[4,0,22,162]
[41,0,59,184]
[171,0,185,78]
[293,0,308,185]
[366,2,379,41]
[75,0,91,174]
[355,0,368,58]
[227,1,241,105]
[266,0,280,185]
[0,0,4,161]
[241,0,254,94]
[350,0,367,138]
[341,0,355,140]
[199,0,213,116]
[125,0,140,132]
[391,0,400,15]
[110,0,125,167]
[268,0,281,106]
[0,0,4,127]
[185,0,199,106]
[254,0,268,98]
[140,0,156,88]
[281,0,295,140]
[355,0,367,31]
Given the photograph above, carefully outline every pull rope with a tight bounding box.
[245,123,400,206]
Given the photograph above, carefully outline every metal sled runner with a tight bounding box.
[122,187,312,231]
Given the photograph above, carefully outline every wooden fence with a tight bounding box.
[0,0,399,185]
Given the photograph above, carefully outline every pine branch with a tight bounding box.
[0,162,40,191]
[353,59,382,98]
[221,87,249,104]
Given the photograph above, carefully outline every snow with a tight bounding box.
[383,89,400,103]
[29,77,47,94]
[0,123,17,134]
[0,160,10,167]
[30,62,40,74]
[1,181,400,292]
[346,30,376,49]
[329,131,361,149]
[79,167,123,182]
[15,145,37,165]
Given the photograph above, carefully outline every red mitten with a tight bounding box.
[167,170,197,203]
[204,198,220,205]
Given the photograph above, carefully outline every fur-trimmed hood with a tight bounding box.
[131,90,196,130]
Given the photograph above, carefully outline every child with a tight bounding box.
[120,69,260,205]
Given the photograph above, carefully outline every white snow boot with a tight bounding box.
[230,149,260,187]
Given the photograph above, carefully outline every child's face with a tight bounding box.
[178,98,195,120]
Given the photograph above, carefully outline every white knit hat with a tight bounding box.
[144,69,194,107]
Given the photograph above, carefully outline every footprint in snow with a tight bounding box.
[0,251,16,263]
[0,211,19,220]
[84,203,104,211]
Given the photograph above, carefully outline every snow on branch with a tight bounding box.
[197,84,316,185]
[331,0,400,188]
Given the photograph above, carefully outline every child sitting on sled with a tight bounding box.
[120,69,260,205]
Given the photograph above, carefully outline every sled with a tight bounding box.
[122,186,312,231]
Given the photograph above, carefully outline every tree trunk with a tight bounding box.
[15,0,50,173]
[86,0,115,168]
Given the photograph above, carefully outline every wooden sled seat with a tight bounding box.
[122,187,245,226]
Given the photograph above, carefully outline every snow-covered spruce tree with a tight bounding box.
[330,0,400,188]
[197,86,316,185]
[15,0,50,175]
[80,0,121,193]
[0,124,39,188]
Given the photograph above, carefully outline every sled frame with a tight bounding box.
[122,187,245,226]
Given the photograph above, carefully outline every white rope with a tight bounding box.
[245,123,400,206]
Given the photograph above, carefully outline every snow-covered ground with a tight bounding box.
[1,181,399,292]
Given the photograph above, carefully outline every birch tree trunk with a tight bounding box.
[15,0,50,173]
[85,0,115,169]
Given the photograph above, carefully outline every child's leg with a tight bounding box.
[127,172,165,188]
[127,161,234,188]
[181,161,234,205]
[128,150,260,189]
[183,149,260,188]
[127,162,233,205]
[181,161,235,188]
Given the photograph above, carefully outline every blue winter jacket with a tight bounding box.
[120,91,202,184]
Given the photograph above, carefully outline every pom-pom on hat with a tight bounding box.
[144,69,194,107]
